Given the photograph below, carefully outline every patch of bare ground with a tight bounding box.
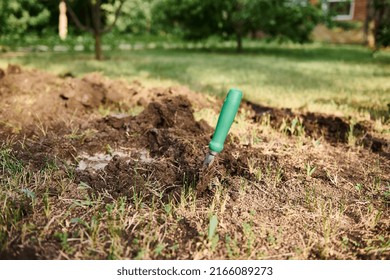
[0,65,388,259]
[243,101,389,157]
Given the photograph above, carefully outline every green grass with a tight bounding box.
[1,42,389,121]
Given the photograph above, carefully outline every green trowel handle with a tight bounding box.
[209,88,243,153]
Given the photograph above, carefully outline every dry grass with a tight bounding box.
[1,107,388,259]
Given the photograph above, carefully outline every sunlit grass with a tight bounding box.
[1,43,389,121]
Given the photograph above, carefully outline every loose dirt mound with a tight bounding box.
[77,95,218,199]
[10,93,255,200]
[0,65,249,199]
[0,65,216,134]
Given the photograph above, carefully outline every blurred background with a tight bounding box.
[0,0,389,120]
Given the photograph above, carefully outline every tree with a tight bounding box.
[65,0,126,60]
[0,0,50,36]
[366,0,390,50]
[152,0,226,40]
[153,0,322,52]
[104,0,155,34]
[252,1,323,43]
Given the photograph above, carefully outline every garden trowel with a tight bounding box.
[203,88,243,167]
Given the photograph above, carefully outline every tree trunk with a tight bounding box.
[66,0,125,61]
[364,0,375,47]
[94,32,103,60]
[91,0,103,60]
[250,30,256,39]
[236,33,243,53]
[373,0,383,51]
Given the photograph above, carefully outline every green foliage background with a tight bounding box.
[152,0,323,43]
[0,0,389,49]
[0,0,51,35]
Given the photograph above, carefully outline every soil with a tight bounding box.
[244,101,389,157]
[0,65,389,260]
[0,64,215,134]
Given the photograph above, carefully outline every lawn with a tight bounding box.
[1,43,389,121]
[0,43,389,260]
